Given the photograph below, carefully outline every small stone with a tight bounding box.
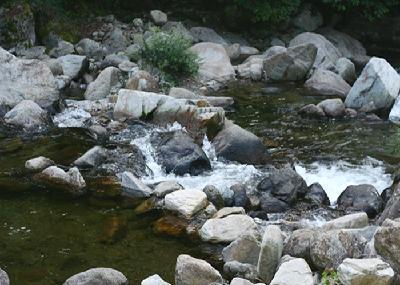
[63,268,128,285]
[141,274,171,285]
[153,181,183,198]
[120,171,152,198]
[164,190,208,219]
[25,156,54,171]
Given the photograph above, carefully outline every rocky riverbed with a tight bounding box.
[1,3,400,285]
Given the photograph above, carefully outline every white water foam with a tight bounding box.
[295,157,393,203]
[131,123,261,198]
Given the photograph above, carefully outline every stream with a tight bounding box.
[0,82,398,284]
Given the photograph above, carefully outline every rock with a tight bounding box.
[190,27,227,45]
[237,55,264,81]
[239,46,259,60]
[269,256,313,285]
[162,21,193,42]
[336,58,357,85]
[305,69,351,98]
[223,261,259,282]
[0,268,9,285]
[338,185,383,218]
[74,146,107,168]
[102,27,130,54]
[322,213,369,231]
[39,166,86,194]
[142,274,171,285]
[389,96,400,125]
[304,183,330,205]
[203,185,224,209]
[75,38,105,60]
[337,258,394,285]
[151,131,211,176]
[226,43,241,60]
[319,28,369,67]
[345,57,400,112]
[190,42,235,86]
[120,171,152,198]
[25,156,54,171]
[213,121,268,165]
[310,229,367,270]
[4,100,48,129]
[0,47,59,108]
[53,107,91,128]
[214,207,245,219]
[101,53,130,69]
[175,254,223,285]
[378,184,400,224]
[169,87,200,99]
[126,70,159,92]
[230,278,258,285]
[375,226,400,273]
[200,214,258,243]
[317,98,346,117]
[231,184,250,208]
[258,192,290,213]
[164,189,207,219]
[49,40,74,58]
[257,167,308,205]
[57,55,88,79]
[289,32,342,70]
[257,225,283,283]
[264,44,317,81]
[222,234,261,265]
[153,181,183,198]
[293,4,323,32]
[43,58,64,76]
[283,229,314,263]
[153,215,189,237]
[150,10,168,25]
[63,268,128,285]
[298,104,325,118]
[84,67,120,100]
[118,61,137,73]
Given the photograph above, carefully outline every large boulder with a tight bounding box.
[374,226,400,273]
[0,47,59,108]
[63,268,128,285]
[304,69,351,98]
[190,27,227,45]
[199,214,258,243]
[283,229,314,263]
[212,120,269,165]
[84,67,120,100]
[378,183,400,224]
[190,42,235,86]
[257,225,283,283]
[304,183,330,205]
[175,254,223,285]
[337,258,394,285]
[151,131,211,176]
[269,256,313,285]
[337,185,383,218]
[345,57,400,112]
[4,100,49,130]
[317,98,346,117]
[164,190,208,219]
[222,234,261,265]
[57,55,88,80]
[289,32,342,70]
[263,44,317,81]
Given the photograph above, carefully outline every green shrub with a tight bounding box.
[321,270,339,285]
[140,29,199,85]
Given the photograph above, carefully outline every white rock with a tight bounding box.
[53,107,91,128]
[41,166,86,192]
[322,213,369,230]
[200,214,258,243]
[153,181,183,198]
[214,207,245,219]
[269,256,313,285]
[141,274,171,285]
[150,10,168,25]
[84,67,120,100]
[57,54,87,79]
[63,268,128,285]
[120,171,152,198]
[337,258,394,285]
[164,190,207,219]
[389,96,400,125]
[230,278,260,285]
[4,100,48,129]
[25,156,54,171]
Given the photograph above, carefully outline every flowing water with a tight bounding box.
[0,82,399,284]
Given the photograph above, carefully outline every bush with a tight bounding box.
[140,29,199,85]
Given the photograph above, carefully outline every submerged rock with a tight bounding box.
[298,104,325,118]
[175,254,223,285]
[63,268,128,285]
[25,156,54,171]
[305,69,351,98]
[164,189,208,219]
[4,100,49,130]
[269,256,313,285]
[345,57,400,112]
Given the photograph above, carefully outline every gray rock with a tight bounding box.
[337,258,394,285]
[336,58,357,84]
[190,27,227,45]
[57,54,88,79]
[289,32,342,70]
[223,261,259,282]
[283,229,314,263]
[222,234,261,265]
[230,278,259,285]
[169,87,200,99]
[0,268,9,285]
[118,60,137,73]
[142,274,171,285]
[269,256,313,285]
[305,69,351,98]
[150,10,168,25]
[164,189,208,219]
[43,58,64,76]
[175,254,223,285]
[84,67,120,100]
[120,171,152,198]
[322,213,369,231]
[338,185,383,218]
[153,181,183,198]
[101,53,130,69]
[102,27,130,54]
[298,104,325,118]
[162,21,193,42]
[16,46,47,59]
[63,268,128,285]
[317,98,346,117]
[213,120,269,165]
[264,44,317,81]
[25,156,54,171]
[49,40,74,58]
[40,166,86,194]
[237,55,265,81]
[214,207,245,219]
[375,226,400,273]
[75,38,105,60]
[4,100,48,129]
[293,4,323,32]
[200,214,258,243]
[74,146,107,168]
[378,183,400,224]
[231,184,250,208]
[203,185,224,209]
[304,183,330,205]
[126,69,159,92]
[345,57,400,112]
[0,47,59,108]
[257,225,283,283]
[389,96,400,125]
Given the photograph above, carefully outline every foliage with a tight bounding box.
[140,29,199,85]
[321,270,340,285]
